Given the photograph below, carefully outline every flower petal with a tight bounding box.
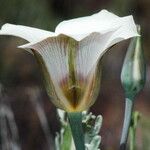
[105,16,139,48]
[76,31,114,78]
[20,34,100,112]
[0,23,55,42]
[55,10,138,41]
[21,35,77,111]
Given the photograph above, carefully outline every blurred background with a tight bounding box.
[0,0,149,149]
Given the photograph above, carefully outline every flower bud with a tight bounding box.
[121,26,146,100]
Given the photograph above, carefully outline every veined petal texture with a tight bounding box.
[22,35,101,112]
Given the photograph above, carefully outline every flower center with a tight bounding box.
[61,78,85,110]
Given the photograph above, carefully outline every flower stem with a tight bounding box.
[120,98,133,150]
[129,111,140,150]
[67,112,85,150]
[129,125,135,150]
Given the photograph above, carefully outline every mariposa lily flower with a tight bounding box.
[0,10,138,112]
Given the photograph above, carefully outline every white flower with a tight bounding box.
[0,10,138,112]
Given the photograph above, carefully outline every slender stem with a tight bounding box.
[67,112,85,150]
[129,126,135,150]
[120,98,133,150]
[129,111,140,150]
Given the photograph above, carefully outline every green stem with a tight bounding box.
[129,125,135,150]
[120,98,133,150]
[67,112,85,150]
[129,111,140,150]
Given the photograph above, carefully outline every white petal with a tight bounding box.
[76,31,115,77]
[22,35,73,109]
[0,23,55,42]
[76,16,138,77]
[55,9,138,41]
[104,16,139,49]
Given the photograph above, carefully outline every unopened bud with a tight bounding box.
[121,26,146,99]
